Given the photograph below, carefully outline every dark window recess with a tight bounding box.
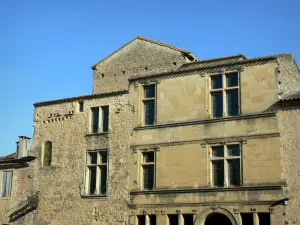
[149,215,156,225]
[212,92,223,118]
[143,165,154,190]
[43,141,52,166]
[212,160,224,187]
[89,152,97,164]
[137,215,145,225]
[226,73,238,87]
[241,213,254,225]
[144,85,155,98]
[79,102,84,112]
[91,107,99,133]
[89,167,97,195]
[183,214,194,225]
[168,215,178,225]
[228,159,240,186]
[100,152,107,163]
[101,106,109,132]
[100,166,107,194]
[212,146,224,157]
[258,213,270,225]
[1,171,13,197]
[143,152,154,163]
[227,89,239,116]
[211,75,223,89]
[227,145,240,156]
[144,100,155,125]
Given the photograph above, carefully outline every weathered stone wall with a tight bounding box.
[93,39,191,93]
[277,105,300,225]
[29,93,134,225]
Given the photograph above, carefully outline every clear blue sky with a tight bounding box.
[0,0,299,156]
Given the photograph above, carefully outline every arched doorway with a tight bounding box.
[204,212,232,225]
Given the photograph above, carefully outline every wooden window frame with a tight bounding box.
[140,150,155,190]
[210,143,242,187]
[90,105,109,134]
[0,170,13,198]
[209,72,240,118]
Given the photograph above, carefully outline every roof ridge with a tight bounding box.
[190,54,247,64]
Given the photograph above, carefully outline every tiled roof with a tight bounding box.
[280,91,300,101]
[0,154,35,168]
[91,36,198,69]
[34,89,129,107]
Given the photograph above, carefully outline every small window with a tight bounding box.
[137,215,156,225]
[168,215,178,225]
[210,72,239,118]
[211,144,241,187]
[43,141,52,167]
[1,171,13,197]
[78,101,84,112]
[86,150,108,195]
[258,213,270,225]
[183,214,194,225]
[91,106,109,133]
[142,85,156,125]
[240,213,254,225]
[141,151,155,190]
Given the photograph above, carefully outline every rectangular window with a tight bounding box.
[78,101,84,112]
[141,151,155,190]
[143,84,156,125]
[183,214,194,225]
[1,171,13,197]
[91,106,109,133]
[168,215,178,225]
[211,144,241,187]
[258,213,270,225]
[241,213,254,225]
[86,151,108,195]
[210,72,239,118]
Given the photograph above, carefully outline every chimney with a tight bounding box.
[17,136,31,158]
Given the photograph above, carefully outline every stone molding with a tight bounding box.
[194,207,237,225]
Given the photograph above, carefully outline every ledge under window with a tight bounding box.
[85,132,109,137]
[80,194,108,199]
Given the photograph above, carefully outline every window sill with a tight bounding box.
[85,132,109,137]
[80,194,108,199]
[134,112,276,130]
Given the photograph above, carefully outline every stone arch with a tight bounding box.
[194,207,237,225]
[43,141,52,167]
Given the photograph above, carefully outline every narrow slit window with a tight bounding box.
[1,171,13,197]
[143,85,156,125]
[79,101,84,112]
[91,107,99,133]
[43,141,52,167]
[101,106,109,132]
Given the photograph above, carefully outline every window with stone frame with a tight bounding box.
[142,84,156,126]
[210,72,239,118]
[137,215,156,225]
[141,151,155,190]
[85,150,108,195]
[240,213,271,225]
[91,106,109,133]
[210,144,241,187]
[43,141,52,167]
[1,171,13,197]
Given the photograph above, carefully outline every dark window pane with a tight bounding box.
[211,75,223,89]
[100,151,107,164]
[168,215,178,225]
[212,146,224,157]
[227,145,240,156]
[89,167,97,195]
[137,215,145,225]
[227,89,239,116]
[91,107,99,133]
[212,92,223,118]
[241,213,254,225]
[143,152,154,163]
[89,152,97,164]
[143,165,154,190]
[212,160,224,187]
[100,166,107,194]
[258,213,270,225]
[228,159,240,186]
[43,141,52,166]
[144,100,155,125]
[226,73,238,87]
[144,85,155,98]
[79,102,84,112]
[102,106,109,132]
[149,215,156,225]
[1,171,12,197]
[183,214,194,225]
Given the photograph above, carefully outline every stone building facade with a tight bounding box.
[0,36,299,225]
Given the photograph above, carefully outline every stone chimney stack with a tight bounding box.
[17,136,31,158]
